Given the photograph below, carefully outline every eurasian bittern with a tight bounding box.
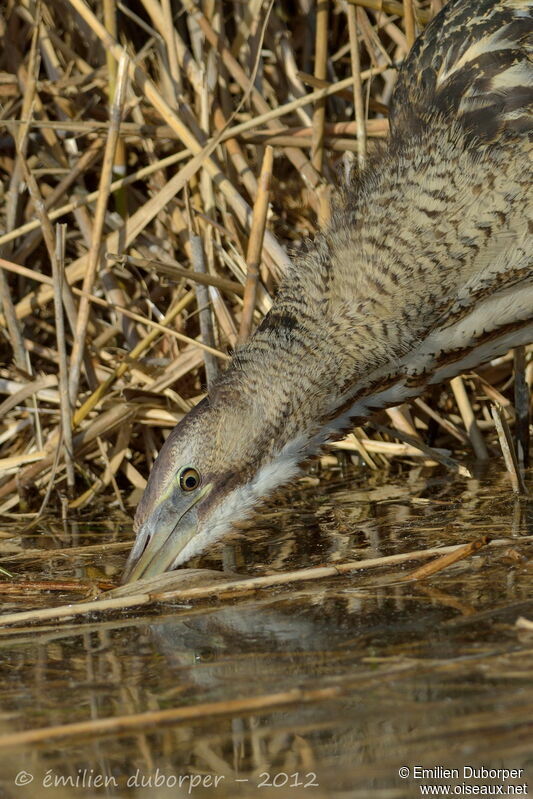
[123,0,533,583]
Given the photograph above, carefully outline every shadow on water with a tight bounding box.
[0,462,532,797]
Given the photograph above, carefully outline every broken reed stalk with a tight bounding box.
[238,146,274,345]
[179,0,321,201]
[53,225,75,491]
[365,420,472,476]
[513,346,530,467]
[208,65,389,142]
[213,106,259,201]
[490,404,527,495]
[2,11,43,451]
[0,578,115,594]
[14,145,65,454]
[0,268,25,373]
[188,203,219,388]
[7,135,243,330]
[68,53,129,407]
[414,397,470,445]
[401,536,491,581]
[450,375,489,460]
[13,138,104,264]
[239,134,374,152]
[108,254,246,296]
[161,0,182,96]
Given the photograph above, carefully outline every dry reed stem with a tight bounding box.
[413,398,469,445]
[161,0,182,97]
[0,677,401,749]
[0,578,114,594]
[208,66,389,141]
[238,145,274,345]
[0,70,387,264]
[403,0,416,49]
[108,254,246,296]
[385,405,421,441]
[0,8,41,434]
[0,257,228,360]
[189,216,219,388]
[13,138,104,263]
[71,291,197,428]
[241,133,378,151]
[347,3,367,168]
[367,421,472,476]
[67,0,289,273]
[450,376,489,460]
[2,537,529,628]
[513,346,530,467]
[0,149,189,251]
[490,404,527,495]
[312,0,329,174]
[0,270,24,371]
[68,53,129,405]
[347,0,431,24]
[53,225,75,490]
[181,0,321,200]
[9,143,240,324]
[0,451,47,471]
[0,375,59,417]
[0,541,132,564]
[401,536,491,581]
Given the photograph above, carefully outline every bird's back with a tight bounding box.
[391,0,533,142]
[256,0,532,419]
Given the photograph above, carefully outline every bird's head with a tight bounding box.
[121,374,304,583]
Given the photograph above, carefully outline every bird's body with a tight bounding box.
[123,0,533,583]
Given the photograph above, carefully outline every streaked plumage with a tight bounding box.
[123,0,533,583]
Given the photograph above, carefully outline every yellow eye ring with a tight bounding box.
[178,466,201,492]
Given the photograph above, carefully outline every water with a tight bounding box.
[0,462,531,798]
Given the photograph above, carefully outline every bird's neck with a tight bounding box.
[218,305,378,470]
[217,122,528,471]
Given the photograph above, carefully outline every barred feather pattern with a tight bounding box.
[391,0,533,140]
[212,0,533,470]
[132,0,533,571]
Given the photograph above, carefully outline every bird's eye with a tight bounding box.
[178,466,201,492]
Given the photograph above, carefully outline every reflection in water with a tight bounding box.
[0,463,531,797]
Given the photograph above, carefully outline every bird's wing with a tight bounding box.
[391,0,533,141]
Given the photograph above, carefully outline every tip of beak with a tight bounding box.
[122,483,212,584]
[120,534,146,584]
[120,518,200,584]
[120,556,137,585]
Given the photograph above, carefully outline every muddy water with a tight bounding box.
[0,462,531,798]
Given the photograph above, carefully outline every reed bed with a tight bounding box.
[0,0,530,527]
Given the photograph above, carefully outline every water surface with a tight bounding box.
[0,462,531,798]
